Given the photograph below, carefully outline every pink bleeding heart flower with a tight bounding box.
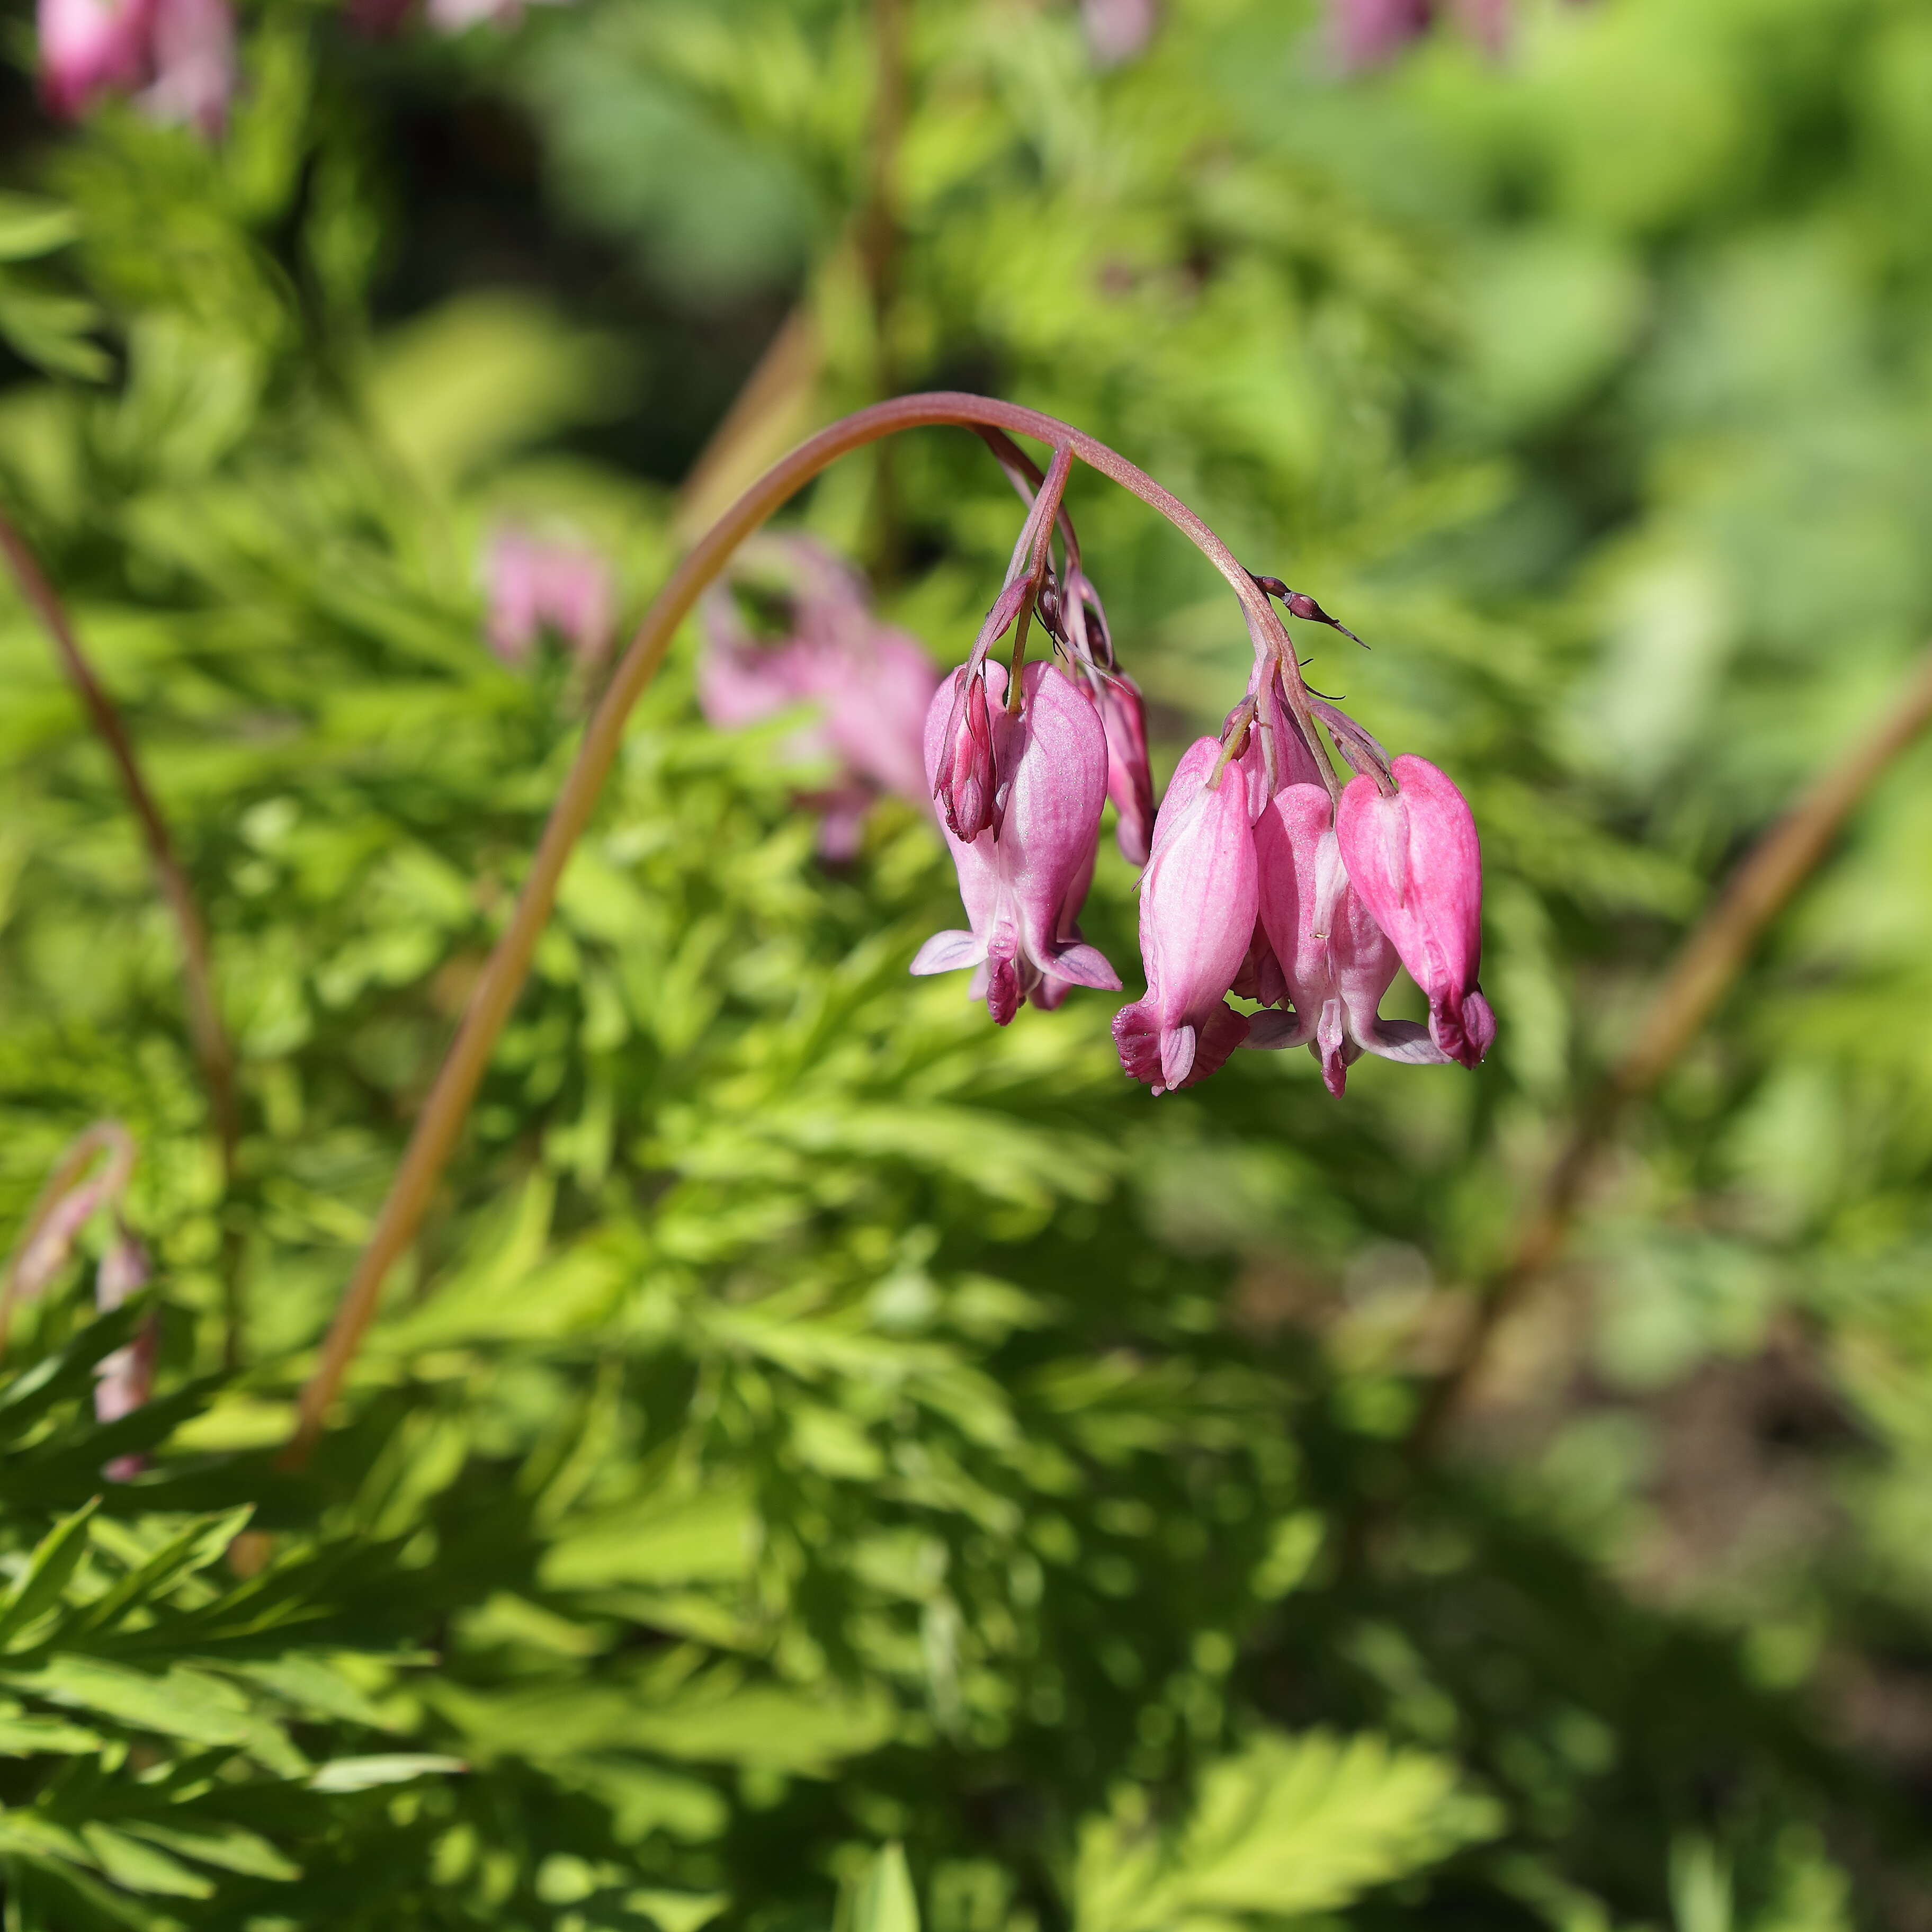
[38,0,154,119]
[1226,670,1323,1005]
[1248,784,1449,1095]
[1093,672,1155,865]
[484,527,615,670]
[141,0,234,136]
[1113,736,1257,1094]
[913,660,1119,1024]
[1334,754,1495,1069]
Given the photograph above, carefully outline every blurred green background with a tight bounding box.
[3,0,1932,1925]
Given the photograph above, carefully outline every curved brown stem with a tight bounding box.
[1409,639,1932,1456]
[284,390,1295,1463]
[0,514,244,1355]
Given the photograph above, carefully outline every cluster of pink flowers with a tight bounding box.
[37,0,234,135]
[698,535,940,860]
[911,473,1493,1099]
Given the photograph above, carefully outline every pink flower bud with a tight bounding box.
[38,0,152,119]
[1113,737,1257,1094]
[932,663,1011,844]
[913,661,1119,1024]
[484,527,615,669]
[1093,673,1155,865]
[1333,755,1495,1069]
[1248,785,1448,1095]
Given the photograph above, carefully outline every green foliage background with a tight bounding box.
[1,0,1930,1925]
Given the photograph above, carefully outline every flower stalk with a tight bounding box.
[286,391,1482,1462]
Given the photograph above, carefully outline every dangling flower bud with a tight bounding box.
[1113,737,1257,1094]
[1334,755,1495,1069]
[933,663,1009,843]
[1247,785,1448,1095]
[913,661,1119,1023]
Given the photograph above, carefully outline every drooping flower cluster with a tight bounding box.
[482,525,616,673]
[699,534,940,860]
[38,0,235,134]
[904,455,1493,1098]
[1116,658,1493,1096]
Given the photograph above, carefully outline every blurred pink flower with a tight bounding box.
[141,0,234,135]
[699,536,941,857]
[37,0,151,120]
[93,1230,156,1480]
[38,0,232,132]
[1329,0,1518,67]
[913,660,1120,1024]
[1113,736,1257,1094]
[6,1121,136,1305]
[1081,0,1159,67]
[484,527,615,670]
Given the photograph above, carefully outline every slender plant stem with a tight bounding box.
[0,513,245,1360]
[284,390,1298,1462]
[1408,640,1932,1455]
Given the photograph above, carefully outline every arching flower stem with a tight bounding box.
[285,391,1319,1464]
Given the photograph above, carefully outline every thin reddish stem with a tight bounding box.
[284,391,1292,1463]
